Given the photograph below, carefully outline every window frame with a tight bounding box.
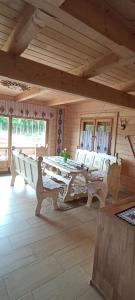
[80,113,118,155]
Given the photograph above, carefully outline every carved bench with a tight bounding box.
[35,145,48,158]
[74,149,118,181]
[10,150,62,216]
[87,159,122,208]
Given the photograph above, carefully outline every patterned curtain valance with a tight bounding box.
[0,100,55,120]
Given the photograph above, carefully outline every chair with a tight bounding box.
[87,160,121,208]
[35,144,48,158]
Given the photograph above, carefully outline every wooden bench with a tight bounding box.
[74,149,118,181]
[87,159,122,208]
[35,145,48,158]
[10,150,62,216]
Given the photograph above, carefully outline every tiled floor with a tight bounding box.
[0,175,103,300]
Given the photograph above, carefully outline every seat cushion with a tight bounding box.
[42,175,61,190]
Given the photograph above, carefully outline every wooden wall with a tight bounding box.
[62,100,135,193]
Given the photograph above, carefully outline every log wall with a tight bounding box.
[63,100,135,193]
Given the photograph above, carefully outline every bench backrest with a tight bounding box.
[75,149,117,172]
[35,145,48,158]
[102,160,121,197]
[11,151,41,189]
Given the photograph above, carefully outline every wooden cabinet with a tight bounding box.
[91,200,135,300]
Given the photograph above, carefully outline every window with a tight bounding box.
[80,121,95,151]
[80,118,112,154]
[12,118,46,147]
[0,116,8,161]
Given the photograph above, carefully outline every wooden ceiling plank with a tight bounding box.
[0,15,16,28]
[102,55,135,77]
[25,47,78,68]
[41,27,100,59]
[22,53,71,71]
[0,50,135,109]
[45,19,108,54]
[2,4,53,55]
[0,0,24,12]
[72,52,135,80]
[25,0,134,58]
[2,3,35,54]
[119,80,135,92]
[61,0,135,54]
[106,69,134,82]
[102,71,130,82]
[0,3,19,19]
[0,31,8,41]
[97,73,126,84]
[71,52,119,77]
[30,40,84,64]
[31,38,84,64]
[37,33,93,60]
[47,0,65,5]
[1,1,67,56]
[2,4,50,55]
[0,23,11,34]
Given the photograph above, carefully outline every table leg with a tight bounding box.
[63,170,88,202]
[63,172,77,202]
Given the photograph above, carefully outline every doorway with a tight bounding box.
[0,116,46,173]
[0,116,9,172]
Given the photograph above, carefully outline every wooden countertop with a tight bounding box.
[101,197,135,215]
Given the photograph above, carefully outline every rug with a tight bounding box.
[116,206,135,226]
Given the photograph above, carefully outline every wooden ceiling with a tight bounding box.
[0,0,134,108]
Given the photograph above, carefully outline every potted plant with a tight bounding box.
[60,148,70,162]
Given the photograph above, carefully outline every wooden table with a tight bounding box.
[43,156,96,202]
[91,199,135,300]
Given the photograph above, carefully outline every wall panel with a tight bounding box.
[63,100,135,193]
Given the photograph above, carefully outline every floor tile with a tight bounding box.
[0,176,103,300]
[0,278,10,300]
[33,266,89,300]
[4,256,64,300]
[77,286,103,300]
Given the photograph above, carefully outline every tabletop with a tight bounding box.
[43,156,85,173]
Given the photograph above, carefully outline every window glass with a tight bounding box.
[80,122,94,151]
[12,118,46,147]
[0,117,8,161]
[80,119,112,154]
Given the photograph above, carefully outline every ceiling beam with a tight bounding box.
[49,99,83,106]
[0,50,135,109]
[2,3,50,55]
[71,52,119,78]
[46,0,65,5]
[15,86,43,102]
[119,80,135,93]
[24,0,134,59]
[43,97,87,106]
[72,54,135,78]
[61,0,135,54]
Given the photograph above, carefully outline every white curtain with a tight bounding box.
[80,130,93,151]
[96,131,109,153]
